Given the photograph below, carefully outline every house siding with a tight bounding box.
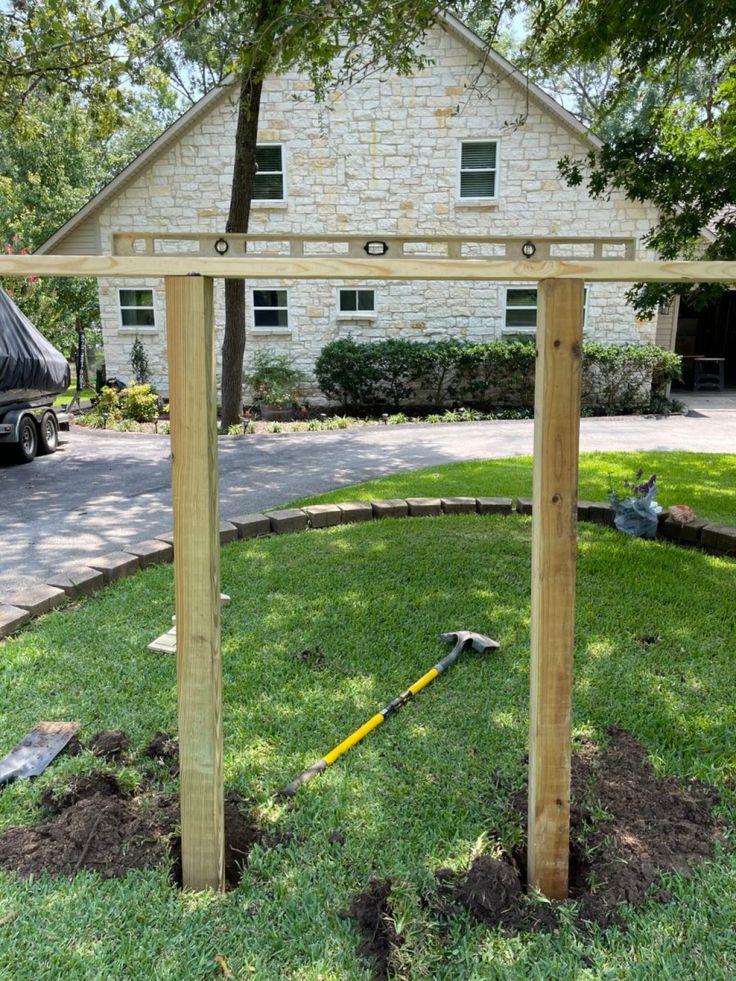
[91,24,661,397]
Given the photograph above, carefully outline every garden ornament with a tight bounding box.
[279,629,500,797]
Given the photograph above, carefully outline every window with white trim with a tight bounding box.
[504,286,588,332]
[118,288,155,329]
[252,289,289,330]
[338,288,376,317]
[459,140,498,199]
[253,145,285,201]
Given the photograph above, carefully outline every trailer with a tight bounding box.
[0,288,70,464]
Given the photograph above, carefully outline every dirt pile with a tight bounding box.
[0,728,265,889]
[349,878,404,981]
[437,727,723,932]
[0,783,178,879]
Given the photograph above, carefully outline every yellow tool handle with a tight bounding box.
[408,666,440,696]
[278,642,477,798]
[324,713,384,765]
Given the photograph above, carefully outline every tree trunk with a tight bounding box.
[220,69,263,429]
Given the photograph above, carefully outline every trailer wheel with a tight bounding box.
[14,416,38,464]
[38,411,59,455]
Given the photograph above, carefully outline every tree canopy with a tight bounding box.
[512,0,736,311]
[0,89,176,354]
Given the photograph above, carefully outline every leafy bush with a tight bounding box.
[314,336,381,410]
[119,384,159,422]
[93,385,122,420]
[129,337,151,386]
[244,349,304,408]
[582,345,681,415]
[86,383,158,425]
[412,338,468,408]
[457,340,536,406]
[313,337,682,415]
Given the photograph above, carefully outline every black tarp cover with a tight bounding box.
[0,287,70,406]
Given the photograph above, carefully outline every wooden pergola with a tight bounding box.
[3,243,733,898]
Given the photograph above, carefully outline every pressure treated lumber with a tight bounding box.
[5,254,736,282]
[527,279,584,900]
[165,275,225,892]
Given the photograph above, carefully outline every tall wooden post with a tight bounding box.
[527,278,584,899]
[165,275,225,891]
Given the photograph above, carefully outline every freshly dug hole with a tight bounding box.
[437,727,723,932]
[349,878,404,981]
[0,775,264,889]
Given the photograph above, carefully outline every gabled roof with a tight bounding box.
[442,13,601,147]
[37,12,599,255]
[37,82,234,254]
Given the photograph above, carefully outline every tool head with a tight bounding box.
[441,630,500,654]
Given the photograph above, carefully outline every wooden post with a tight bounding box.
[165,275,225,891]
[527,278,584,899]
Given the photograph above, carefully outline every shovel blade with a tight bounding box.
[0,721,80,786]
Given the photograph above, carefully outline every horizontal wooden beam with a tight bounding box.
[112,231,637,261]
[4,254,736,283]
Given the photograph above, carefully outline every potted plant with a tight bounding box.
[243,349,305,421]
[609,469,662,539]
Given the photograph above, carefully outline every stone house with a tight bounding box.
[38,13,678,400]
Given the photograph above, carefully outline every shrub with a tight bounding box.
[119,384,159,422]
[313,337,682,416]
[464,340,537,406]
[411,339,468,408]
[85,383,158,426]
[93,385,122,421]
[581,344,682,415]
[372,339,424,409]
[129,337,151,386]
[314,336,381,410]
[244,349,304,407]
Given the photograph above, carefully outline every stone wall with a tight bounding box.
[94,23,661,398]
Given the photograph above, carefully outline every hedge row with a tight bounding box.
[314,337,682,415]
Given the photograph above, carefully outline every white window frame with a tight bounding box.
[503,285,589,333]
[336,287,377,320]
[252,143,287,204]
[457,139,499,203]
[118,287,157,333]
[251,288,291,334]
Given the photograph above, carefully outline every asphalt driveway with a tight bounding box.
[1,408,735,599]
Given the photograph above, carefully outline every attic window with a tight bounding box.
[253,145,285,201]
[459,141,498,199]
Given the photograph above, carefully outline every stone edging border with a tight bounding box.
[1,496,734,640]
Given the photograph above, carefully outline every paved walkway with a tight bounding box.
[1,409,735,598]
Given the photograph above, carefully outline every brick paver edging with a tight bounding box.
[1,497,734,639]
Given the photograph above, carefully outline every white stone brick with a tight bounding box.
[89,24,664,397]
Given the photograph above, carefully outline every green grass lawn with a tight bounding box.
[53,384,96,407]
[291,451,736,527]
[0,473,734,978]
